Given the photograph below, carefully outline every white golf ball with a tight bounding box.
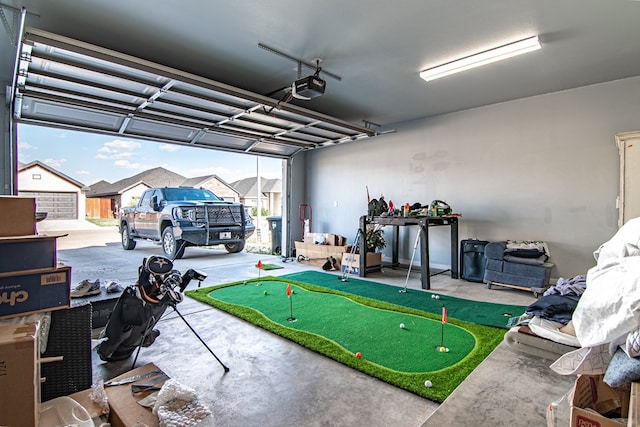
[424,380,433,388]
[399,323,405,329]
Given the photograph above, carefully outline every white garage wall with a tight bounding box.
[301,76,640,279]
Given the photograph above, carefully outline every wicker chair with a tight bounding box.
[40,302,93,402]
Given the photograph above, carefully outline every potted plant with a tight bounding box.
[365,224,386,252]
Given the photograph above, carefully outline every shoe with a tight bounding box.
[70,279,101,298]
[106,281,124,293]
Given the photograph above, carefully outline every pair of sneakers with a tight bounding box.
[70,279,101,298]
[70,279,124,298]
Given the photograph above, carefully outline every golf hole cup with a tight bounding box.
[424,380,433,388]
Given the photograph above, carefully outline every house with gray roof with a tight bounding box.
[230,176,282,216]
[84,167,269,218]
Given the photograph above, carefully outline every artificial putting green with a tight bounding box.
[186,276,507,402]
[205,280,474,372]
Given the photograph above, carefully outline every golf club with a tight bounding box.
[399,229,421,293]
[339,228,362,282]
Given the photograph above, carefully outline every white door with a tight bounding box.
[616,131,640,227]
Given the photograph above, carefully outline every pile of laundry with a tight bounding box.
[550,217,640,388]
[505,217,640,391]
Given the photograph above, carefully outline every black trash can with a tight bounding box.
[266,216,282,255]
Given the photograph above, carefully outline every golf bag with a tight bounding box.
[97,255,206,362]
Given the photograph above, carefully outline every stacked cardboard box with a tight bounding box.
[0,197,70,321]
[69,362,166,427]
[295,233,348,268]
[0,322,40,427]
[0,195,36,237]
[570,374,639,427]
[341,252,383,275]
[304,232,347,246]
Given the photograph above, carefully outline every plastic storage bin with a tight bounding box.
[39,396,93,427]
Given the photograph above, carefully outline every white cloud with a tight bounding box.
[159,144,180,153]
[18,142,35,150]
[76,170,90,175]
[114,159,144,170]
[43,158,67,168]
[96,139,142,158]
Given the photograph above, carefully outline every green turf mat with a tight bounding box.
[186,276,508,402]
[281,270,525,328]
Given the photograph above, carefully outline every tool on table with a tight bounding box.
[103,369,164,387]
[130,373,170,394]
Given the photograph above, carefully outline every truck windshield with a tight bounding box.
[163,188,221,202]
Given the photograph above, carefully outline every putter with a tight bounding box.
[399,229,421,293]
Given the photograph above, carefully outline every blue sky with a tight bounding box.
[17,124,283,186]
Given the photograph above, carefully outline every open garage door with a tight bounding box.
[11,27,374,160]
[19,191,78,219]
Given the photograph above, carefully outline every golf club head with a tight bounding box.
[179,268,207,292]
[399,289,408,293]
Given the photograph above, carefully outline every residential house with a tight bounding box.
[230,176,282,216]
[85,167,186,218]
[180,175,239,202]
[84,167,251,218]
[18,160,87,220]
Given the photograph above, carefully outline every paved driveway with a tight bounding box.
[38,219,283,288]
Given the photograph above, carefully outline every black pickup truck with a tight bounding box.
[119,186,254,259]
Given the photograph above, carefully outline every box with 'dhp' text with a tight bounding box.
[0,266,71,320]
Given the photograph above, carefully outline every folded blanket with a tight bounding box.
[505,240,549,258]
[503,254,548,265]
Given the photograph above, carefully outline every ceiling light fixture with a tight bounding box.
[419,36,541,82]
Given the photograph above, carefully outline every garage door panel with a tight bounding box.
[19,191,78,220]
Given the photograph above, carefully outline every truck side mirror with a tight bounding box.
[151,195,159,211]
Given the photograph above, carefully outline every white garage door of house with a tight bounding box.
[20,191,78,219]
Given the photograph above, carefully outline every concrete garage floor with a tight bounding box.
[40,220,576,427]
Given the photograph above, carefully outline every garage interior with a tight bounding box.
[1,1,640,426]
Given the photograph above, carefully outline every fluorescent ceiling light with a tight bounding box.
[420,36,541,82]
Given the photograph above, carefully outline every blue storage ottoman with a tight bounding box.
[483,241,553,297]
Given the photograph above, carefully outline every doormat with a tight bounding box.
[185,276,508,402]
[260,263,283,270]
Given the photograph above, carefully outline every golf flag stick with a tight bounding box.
[438,305,448,351]
[256,260,263,282]
[286,283,296,322]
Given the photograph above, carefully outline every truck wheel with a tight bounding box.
[224,240,246,253]
[162,227,185,259]
[121,225,136,250]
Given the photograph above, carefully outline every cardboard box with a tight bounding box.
[0,266,71,320]
[0,322,40,427]
[0,196,36,237]
[341,252,383,275]
[0,234,63,273]
[104,362,166,427]
[570,374,632,427]
[295,241,349,267]
[304,232,346,246]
